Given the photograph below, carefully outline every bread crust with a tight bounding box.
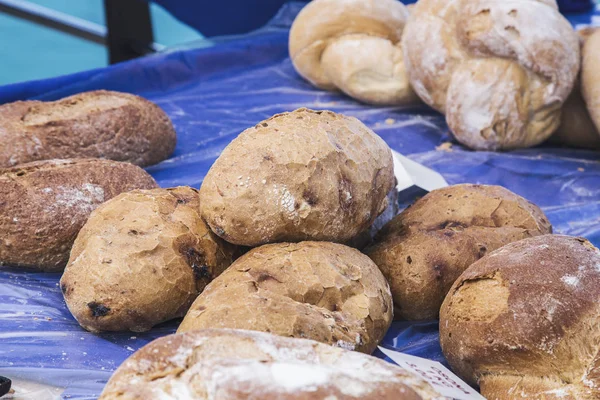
[99,329,443,400]
[61,187,240,332]
[0,90,176,168]
[0,159,158,271]
[402,0,580,150]
[440,235,600,399]
[178,241,393,354]
[366,184,551,320]
[582,29,600,140]
[199,108,395,247]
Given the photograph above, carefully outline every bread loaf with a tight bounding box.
[366,184,552,320]
[199,108,395,247]
[440,235,600,399]
[178,241,393,354]
[289,0,418,105]
[61,187,240,332]
[0,159,158,272]
[402,0,580,150]
[582,28,600,141]
[0,90,176,168]
[99,329,443,400]
[551,28,600,149]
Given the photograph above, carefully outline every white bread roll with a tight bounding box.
[289,0,418,105]
[402,0,580,151]
[99,329,444,399]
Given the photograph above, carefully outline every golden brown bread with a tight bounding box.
[0,159,158,272]
[99,329,443,400]
[289,0,418,105]
[582,28,600,141]
[199,108,395,247]
[60,187,240,333]
[178,241,393,354]
[440,235,600,399]
[0,90,176,168]
[402,0,580,150]
[366,184,552,320]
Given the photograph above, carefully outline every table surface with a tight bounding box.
[1,2,599,399]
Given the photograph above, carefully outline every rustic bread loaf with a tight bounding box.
[199,108,395,247]
[551,28,600,149]
[0,159,158,272]
[60,187,240,333]
[178,241,393,354]
[366,184,552,320]
[99,329,443,400]
[0,90,176,168]
[402,0,580,150]
[440,235,600,399]
[582,28,600,141]
[289,0,418,105]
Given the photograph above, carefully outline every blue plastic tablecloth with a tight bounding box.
[1,3,599,398]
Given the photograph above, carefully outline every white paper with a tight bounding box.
[392,150,448,192]
[378,347,486,400]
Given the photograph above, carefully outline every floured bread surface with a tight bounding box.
[402,0,580,150]
[582,29,600,138]
[178,241,393,355]
[0,159,158,272]
[0,90,176,168]
[60,187,240,333]
[99,329,443,400]
[199,108,395,247]
[289,0,418,105]
[440,235,600,399]
[366,184,551,321]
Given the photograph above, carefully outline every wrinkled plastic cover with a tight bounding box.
[0,3,599,399]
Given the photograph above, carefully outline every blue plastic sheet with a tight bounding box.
[0,3,599,398]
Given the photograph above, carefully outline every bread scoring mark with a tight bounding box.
[338,174,354,212]
[87,302,111,317]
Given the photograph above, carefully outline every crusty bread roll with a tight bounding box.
[0,159,158,272]
[289,0,418,105]
[0,90,176,168]
[551,27,600,150]
[366,184,552,320]
[99,329,443,400]
[199,108,395,247]
[61,187,240,333]
[582,28,600,141]
[402,0,580,150]
[178,241,393,354]
[440,235,600,399]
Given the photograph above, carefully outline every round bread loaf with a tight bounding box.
[0,90,176,168]
[582,28,600,139]
[440,235,600,399]
[99,329,442,400]
[199,108,395,247]
[0,159,158,272]
[366,184,552,320]
[289,0,418,105]
[61,187,240,332]
[551,28,600,149]
[178,241,393,354]
[402,0,580,150]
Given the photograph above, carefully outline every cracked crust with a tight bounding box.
[366,184,551,320]
[440,235,600,399]
[178,241,393,354]
[402,0,580,150]
[99,329,443,400]
[199,108,395,247]
[289,0,418,105]
[0,90,176,168]
[0,159,158,272]
[60,187,240,332]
